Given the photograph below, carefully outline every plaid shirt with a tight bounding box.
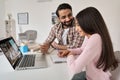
[45,22,84,49]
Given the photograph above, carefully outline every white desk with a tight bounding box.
[0,50,70,80]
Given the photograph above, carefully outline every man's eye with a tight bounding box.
[61,16,66,19]
[68,13,72,17]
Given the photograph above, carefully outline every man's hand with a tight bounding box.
[40,43,50,54]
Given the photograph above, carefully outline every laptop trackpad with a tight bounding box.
[34,54,47,68]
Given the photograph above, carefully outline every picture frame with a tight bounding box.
[51,12,59,25]
[17,12,29,25]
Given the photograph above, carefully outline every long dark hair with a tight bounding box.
[76,7,118,71]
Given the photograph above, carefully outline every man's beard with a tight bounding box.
[61,18,74,27]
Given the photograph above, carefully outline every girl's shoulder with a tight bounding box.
[88,33,102,44]
[91,33,101,40]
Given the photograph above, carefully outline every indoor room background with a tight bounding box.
[0,0,120,51]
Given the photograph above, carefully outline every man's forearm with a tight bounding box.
[57,45,67,50]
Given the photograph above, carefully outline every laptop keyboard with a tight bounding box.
[19,55,35,67]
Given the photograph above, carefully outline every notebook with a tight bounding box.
[50,54,66,63]
[0,37,47,70]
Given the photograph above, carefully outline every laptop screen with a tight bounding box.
[0,37,22,66]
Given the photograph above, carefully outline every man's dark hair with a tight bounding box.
[56,3,72,17]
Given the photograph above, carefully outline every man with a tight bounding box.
[40,3,84,53]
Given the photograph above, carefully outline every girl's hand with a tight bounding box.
[67,52,73,56]
[58,50,70,57]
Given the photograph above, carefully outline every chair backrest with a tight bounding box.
[19,30,37,43]
[25,30,37,43]
[19,33,26,40]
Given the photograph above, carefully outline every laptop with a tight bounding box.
[0,37,47,70]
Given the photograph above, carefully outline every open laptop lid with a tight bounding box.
[0,37,23,69]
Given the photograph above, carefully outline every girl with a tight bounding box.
[58,7,118,80]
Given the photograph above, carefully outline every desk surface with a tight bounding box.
[0,50,70,80]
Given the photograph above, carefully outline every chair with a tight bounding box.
[111,51,120,80]
[19,30,39,51]
[25,30,37,43]
[19,30,37,44]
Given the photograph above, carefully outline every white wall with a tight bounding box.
[5,0,120,51]
[0,0,5,38]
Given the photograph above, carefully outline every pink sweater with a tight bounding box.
[67,34,111,80]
